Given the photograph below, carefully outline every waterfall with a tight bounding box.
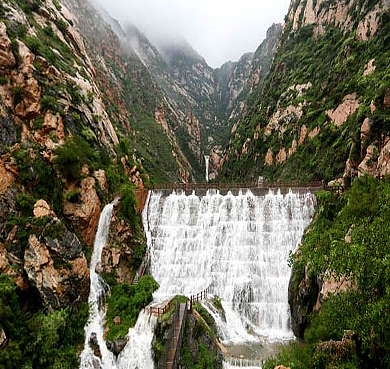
[117,310,157,369]
[80,198,156,369]
[145,189,316,343]
[205,155,210,182]
[80,200,118,369]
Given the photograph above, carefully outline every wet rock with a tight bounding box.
[89,332,102,359]
[288,264,319,338]
[106,338,127,357]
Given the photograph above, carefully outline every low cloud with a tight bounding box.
[94,0,290,68]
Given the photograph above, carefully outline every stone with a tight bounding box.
[24,230,89,310]
[93,169,108,192]
[376,138,390,177]
[326,93,360,127]
[63,176,101,247]
[0,23,16,69]
[0,158,15,195]
[299,125,307,145]
[358,144,378,177]
[114,316,121,325]
[363,59,376,76]
[384,88,390,108]
[276,147,287,164]
[317,330,357,360]
[0,328,6,348]
[265,149,273,166]
[275,366,291,369]
[308,127,320,139]
[33,199,52,218]
[360,118,373,141]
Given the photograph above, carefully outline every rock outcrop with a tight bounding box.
[24,218,89,310]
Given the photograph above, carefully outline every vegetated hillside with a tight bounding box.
[219,0,390,184]
[63,0,199,183]
[0,0,159,366]
[264,176,390,369]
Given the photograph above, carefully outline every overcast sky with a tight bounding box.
[94,0,291,68]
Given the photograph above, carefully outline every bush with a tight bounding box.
[105,276,159,341]
[119,184,137,229]
[54,136,96,181]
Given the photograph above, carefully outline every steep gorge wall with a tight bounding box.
[219,0,390,184]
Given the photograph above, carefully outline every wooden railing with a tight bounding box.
[148,181,324,191]
[189,286,212,310]
[148,299,176,316]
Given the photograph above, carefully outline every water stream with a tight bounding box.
[205,155,210,182]
[145,188,316,350]
[80,188,315,368]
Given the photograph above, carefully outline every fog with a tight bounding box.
[93,0,291,68]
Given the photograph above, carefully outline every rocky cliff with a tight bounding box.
[219,0,390,184]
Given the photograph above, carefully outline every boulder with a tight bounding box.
[288,264,319,338]
[0,23,16,69]
[24,227,89,310]
[376,138,390,177]
[360,118,372,141]
[63,176,101,247]
[326,93,360,127]
[33,199,53,218]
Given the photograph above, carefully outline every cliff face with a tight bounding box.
[219,0,390,184]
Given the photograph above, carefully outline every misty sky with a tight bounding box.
[94,0,291,68]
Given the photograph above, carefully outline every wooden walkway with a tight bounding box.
[166,302,187,369]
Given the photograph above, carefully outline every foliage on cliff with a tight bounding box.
[265,176,390,369]
[105,276,159,341]
[220,0,390,183]
[0,274,88,369]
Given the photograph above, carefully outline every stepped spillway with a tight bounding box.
[144,188,316,343]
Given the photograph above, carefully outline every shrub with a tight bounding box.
[40,95,58,112]
[54,136,95,181]
[105,276,159,341]
[119,184,137,230]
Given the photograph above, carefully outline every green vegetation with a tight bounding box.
[54,136,98,181]
[105,276,159,341]
[0,274,88,369]
[264,176,390,368]
[180,303,222,369]
[220,13,390,182]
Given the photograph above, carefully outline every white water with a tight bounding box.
[205,155,210,182]
[145,189,316,343]
[80,199,155,369]
[80,200,117,369]
[117,310,157,369]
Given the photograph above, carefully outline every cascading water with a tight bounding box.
[80,200,118,369]
[79,198,156,369]
[145,189,316,343]
[205,155,210,182]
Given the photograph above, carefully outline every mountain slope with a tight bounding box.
[219,0,390,184]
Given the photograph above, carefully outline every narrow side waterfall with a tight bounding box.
[205,155,210,182]
[80,201,117,369]
[80,198,156,369]
[144,189,316,343]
